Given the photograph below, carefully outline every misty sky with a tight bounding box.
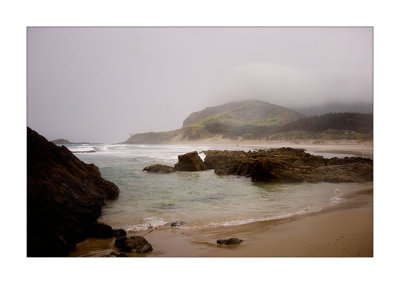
[27,27,372,143]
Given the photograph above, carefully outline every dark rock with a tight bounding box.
[112,229,127,238]
[174,151,207,171]
[170,221,184,227]
[143,164,175,173]
[203,147,373,183]
[89,223,113,238]
[27,127,120,257]
[115,236,153,254]
[217,238,243,245]
[88,224,126,239]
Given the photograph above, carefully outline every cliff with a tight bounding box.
[27,127,119,256]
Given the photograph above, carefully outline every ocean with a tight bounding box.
[64,143,366,235]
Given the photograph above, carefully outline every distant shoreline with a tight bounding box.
[124,139,373,158]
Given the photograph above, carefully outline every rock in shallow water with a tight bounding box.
[217,238,243,245]
[115,236,153,254]
[174,151,207,171]
[203,147,373,183]
[112,229,127,238]
[143,164,175,173]
[89,223,114,238]
[170,221,184,227]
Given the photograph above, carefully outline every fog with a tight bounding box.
[27,27,372,143]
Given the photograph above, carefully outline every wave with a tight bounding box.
[125,217,168,232]
[93,145,109,152]
[68,146,96,153]
[203,206,316,228]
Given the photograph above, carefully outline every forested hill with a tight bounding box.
[277,112,373,133]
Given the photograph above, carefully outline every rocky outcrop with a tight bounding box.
[143,164,175,173]
[203,147,373,183]
[27,127,120,257]
[114,236,153,254]
[173,151,207,171]
[217,238,243,245]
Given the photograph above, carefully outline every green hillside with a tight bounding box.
[183,100,304,128]
[126,101,373,143]
[126,100,303,143]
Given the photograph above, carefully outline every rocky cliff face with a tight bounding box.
[27,127,119,256]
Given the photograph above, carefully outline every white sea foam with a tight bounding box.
[198,153,206,161]
[203,206,320,228]
[67,146,96,153]
[330,196,345,205]
[125,217,168,232]
[330,188,345,205]
[93,145,109,152]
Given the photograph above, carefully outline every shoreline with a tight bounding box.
[121,139,373,159]
[71,183,373,257]
[141,185,372,257]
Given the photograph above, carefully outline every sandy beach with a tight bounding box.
[139,184,373,257]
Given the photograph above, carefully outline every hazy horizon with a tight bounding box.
[27,27,372,143]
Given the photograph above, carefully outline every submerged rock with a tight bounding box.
[143,164,175,173]
[115,236,153,254]
[217,238,243,245]
[170,221,184,227]
[27,127,120,257]
[155,203,181,210]
[174,151,207,171]
[203,147,373,183]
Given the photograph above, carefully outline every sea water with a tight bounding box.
[65,143,364,233]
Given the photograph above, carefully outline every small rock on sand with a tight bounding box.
[217,238,243,245]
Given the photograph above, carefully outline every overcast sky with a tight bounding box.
[27,27,372,143]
